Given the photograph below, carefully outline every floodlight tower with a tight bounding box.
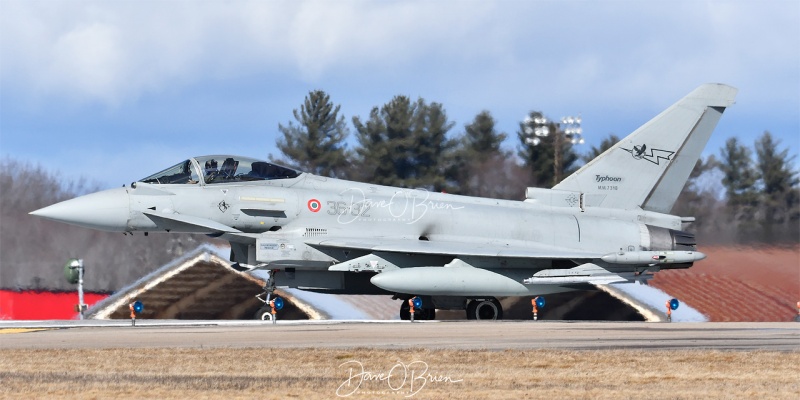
[523,114,550,146]
[523,113,585,185]
[555,115,584,184]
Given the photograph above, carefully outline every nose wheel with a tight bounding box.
[254,269,278,320]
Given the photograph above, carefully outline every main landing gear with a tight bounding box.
[397,296,504,320]
[466,298,503,320]
[399,296,436,320]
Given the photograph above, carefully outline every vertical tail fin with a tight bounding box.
[554,83,738,213]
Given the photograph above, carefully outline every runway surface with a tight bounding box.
[1,320,797,351]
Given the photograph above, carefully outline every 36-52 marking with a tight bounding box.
[327,201,371,217]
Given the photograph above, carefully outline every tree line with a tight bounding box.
[688,133,799,244]
[273,90,799,244]
[0,159,208,291]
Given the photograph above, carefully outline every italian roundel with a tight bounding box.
[307,199,322,212]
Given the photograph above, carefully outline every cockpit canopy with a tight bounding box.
[140,155,301,185]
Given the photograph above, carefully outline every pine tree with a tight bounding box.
[718,137,759,240]
[462,111,507,160]
[451,111,509,196]
[353,95,414,186]
[274,90,350,178]
[408,100,455,191]
[671,155,725,241]
[353,96,454,190]
[582,134,620,163]
[754,131,799,242]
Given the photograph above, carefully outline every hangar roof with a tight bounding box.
[86,244,311,320]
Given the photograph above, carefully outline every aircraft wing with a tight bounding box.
[309,237,601,259]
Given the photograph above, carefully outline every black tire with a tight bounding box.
[474,300,497,320]
[254,307,272,320]
[490,298,503,320]
[467,298,503,320]
[421,308,436,320]
[466,300,478,320]
[400,300,410,320]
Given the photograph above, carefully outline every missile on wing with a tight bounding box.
[523,263,630,285]
[522,274,629,285]
[600,251,706,265]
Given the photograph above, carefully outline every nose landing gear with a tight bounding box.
[254,269,282,321]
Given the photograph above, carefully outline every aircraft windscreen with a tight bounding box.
[196,156,301,184]
[140,160,199,184]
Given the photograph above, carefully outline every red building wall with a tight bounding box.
[0,290,109,320]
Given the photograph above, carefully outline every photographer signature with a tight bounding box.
[336,359,463,397]
[336,187,464,225]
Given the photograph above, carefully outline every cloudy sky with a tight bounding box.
[1,1,798,188]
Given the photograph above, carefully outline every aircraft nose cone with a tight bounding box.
[30,188,130,232]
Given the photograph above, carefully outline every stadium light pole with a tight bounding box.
[555,115,584,185]
[524,113,585,185]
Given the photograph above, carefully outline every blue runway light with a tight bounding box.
[411,297,422,309]
[535,296,545,308]
[669,298,679,311]
[133,300,144,313]
[272,297,284,311]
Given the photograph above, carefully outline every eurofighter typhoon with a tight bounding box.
[31,84,738,320]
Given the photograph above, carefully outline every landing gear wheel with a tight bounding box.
[400,300,436,320]
[419,308,436,320]
[467,298,503,320]
[400,300,410,320]
[466,300,478,320]
[254,270,279,321]
[254,307,273,321]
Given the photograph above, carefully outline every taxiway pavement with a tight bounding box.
[1,320,797,351]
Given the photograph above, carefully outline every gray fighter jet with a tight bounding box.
[31,83,738,320]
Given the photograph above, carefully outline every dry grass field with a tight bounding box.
[1,347,798,399]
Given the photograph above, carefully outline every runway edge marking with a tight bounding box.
[0,328,52,334]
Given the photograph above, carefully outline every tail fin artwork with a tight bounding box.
[554,83,738,213]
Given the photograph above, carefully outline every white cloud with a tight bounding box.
[1,1,502,104]
[1,0,797,168]
[44,22,124,103]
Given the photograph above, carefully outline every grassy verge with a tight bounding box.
[1,348,798,399]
